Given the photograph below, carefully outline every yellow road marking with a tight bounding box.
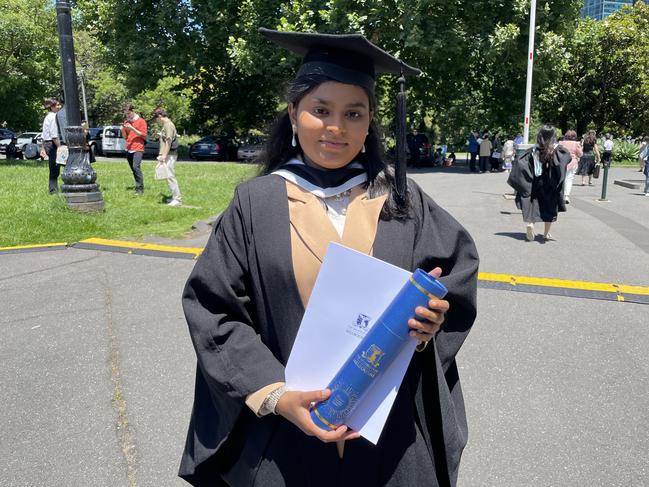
[478,272,649,296]
[3,241,648,298]
[0,242,68,251]
[78,238,203,257]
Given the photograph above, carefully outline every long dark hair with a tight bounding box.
[583,130,597,147]
[536,124,557,164]
[258,74,410,220]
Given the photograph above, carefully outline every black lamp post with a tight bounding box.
[56,0,104,211]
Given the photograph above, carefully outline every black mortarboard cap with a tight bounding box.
[259,28,420,95]
[259,27,421,199]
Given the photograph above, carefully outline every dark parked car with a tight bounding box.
[0,128,15,139]
[189,136,219,160]
[189,135,237,161]
[88,127,103,157]
[0,128,16,153]
[143,136,160,159]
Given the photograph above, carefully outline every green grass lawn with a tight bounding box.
[0,160,256,247]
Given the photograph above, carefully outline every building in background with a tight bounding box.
[581,0,644,19]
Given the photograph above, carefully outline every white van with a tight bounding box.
[101,125,127,156]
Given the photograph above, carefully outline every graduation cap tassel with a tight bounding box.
[395,71,407,203]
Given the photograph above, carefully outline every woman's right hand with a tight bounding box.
[275,389,361,443]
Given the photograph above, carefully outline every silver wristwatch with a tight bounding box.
[259,385,286,416]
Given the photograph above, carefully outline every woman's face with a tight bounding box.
[288,81,372,170]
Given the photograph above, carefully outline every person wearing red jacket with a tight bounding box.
[121,104,148,194]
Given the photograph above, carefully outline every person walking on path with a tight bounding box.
[154,108,181,206]
[602,133,614,167]
[468,131,479,172]
[121,104,148,194]
[644,152,649,196]
[507,125,571,242]
[638,136,649,173]
[576,130,599,187]
[502,135,515,172]
[479,131,492,173]
[179,27,478,487]
[39,98,61,194]
[490,132,502,172]
[559,129,583,204]
[407,128,424,168]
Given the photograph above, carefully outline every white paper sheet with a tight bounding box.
[285,242,417,444]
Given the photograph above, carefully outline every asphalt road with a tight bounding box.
[1,167,646,486]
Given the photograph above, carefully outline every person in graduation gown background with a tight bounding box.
[179,28,479,487]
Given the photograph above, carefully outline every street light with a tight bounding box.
[523,0,537,145]
[56,0,103,211]
[79,65,89,125]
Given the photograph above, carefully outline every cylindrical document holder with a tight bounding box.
[310,269,448,431]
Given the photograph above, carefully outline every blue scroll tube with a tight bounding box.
[310,268,448,431]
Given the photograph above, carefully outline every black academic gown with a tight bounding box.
[507,146,571,223]
[179,175,479,487]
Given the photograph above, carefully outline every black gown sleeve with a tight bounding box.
[410,184,479,371]
[182,187,286,406]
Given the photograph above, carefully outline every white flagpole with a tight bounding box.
[523,0,537,144]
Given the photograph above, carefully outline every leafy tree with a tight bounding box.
[72,29,129,126]
[133,75,194,132]
[73,0,647,142]
[536,2,649,136]
[0,0,60,131]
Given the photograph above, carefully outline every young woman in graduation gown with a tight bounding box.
[507,125,571,242]
[179,28,479,487]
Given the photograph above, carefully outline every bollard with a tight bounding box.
[599,156,611,202]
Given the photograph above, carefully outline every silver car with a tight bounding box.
[237,137,265,162]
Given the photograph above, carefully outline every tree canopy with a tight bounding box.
[1,0,647,142]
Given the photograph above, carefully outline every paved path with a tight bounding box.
[0,167,646,486]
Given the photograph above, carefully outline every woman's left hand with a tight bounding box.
[408,267,449,345]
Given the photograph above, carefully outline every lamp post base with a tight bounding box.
[62,189,104,211]
[60,126,104,212]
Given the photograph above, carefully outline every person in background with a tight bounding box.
[121,104,148,194]
[490,131,502,172]
[577,130,599,187]
[56,98,67,146]
[644,148,649,196]
[155,108,181,206]
[559,130,583,204]
[81,120,95,163]
[6,137,22,160]
[407,127,422,168]
[602,133,614,166]
[507,125,571,242]
[479,131,492,173]
[639,136,649,174]
[514,133,524,146]
[39,98,61,193]
[468,131,479,172]
[501,135,515,172]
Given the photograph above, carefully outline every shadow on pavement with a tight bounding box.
[494,231,528,241]
[407,164,475,175]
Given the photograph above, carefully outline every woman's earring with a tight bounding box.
[291,125,297,147]
[361,131,368,153]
